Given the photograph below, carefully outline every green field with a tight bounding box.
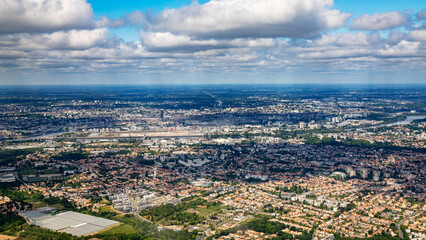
[101,224,137,235]
[50,203,65,210]
[31,202,48,209]
[196,207,220,216]
[31,202,65,211]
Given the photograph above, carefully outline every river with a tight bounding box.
[389,115,426,126]
[367,115,426,129]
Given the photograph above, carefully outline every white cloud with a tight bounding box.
[296,46,373,59]
[0,0,424,79]
[95,16,127,28]
[2,31,425,75]
[0,0,93,34]
[409,30,426,42]
[377,41,421,57]
[229,38,276,48]
[0,50,27,59]
[142,0,350,39]
[140,32,277,52]
[314,32,380,46]
[141,32,218,51]
[388,31,408,45]
[350,11,409,31]
[14,28,109,50]
[128,11,146,26]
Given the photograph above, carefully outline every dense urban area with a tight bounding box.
[0,85,424,240]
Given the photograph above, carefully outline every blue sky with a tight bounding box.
[0,0,425,85]
[89,0,424,17]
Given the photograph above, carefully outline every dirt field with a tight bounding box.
[0,235,17,240]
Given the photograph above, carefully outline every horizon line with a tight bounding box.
[1,83,426,87]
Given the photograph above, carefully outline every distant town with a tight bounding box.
[0,85,424,240]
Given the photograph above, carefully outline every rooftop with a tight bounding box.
[23,209,119,236]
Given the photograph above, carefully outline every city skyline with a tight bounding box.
[0,0,425,85]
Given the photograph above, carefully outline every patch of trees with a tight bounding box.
[0,213,25,232]
[140,198,218,224]
[339,202,356,212]
[214,216,314,240]
[92,233,145,240]
[247,218,287,234]
[110,214,199,240]
[0,188,43,202]
[303,135,426,152]
[304,135,426,153]
[0,148,41,166]
[19,225,82,240]
[169,212,205,225]
[43,196,76,211]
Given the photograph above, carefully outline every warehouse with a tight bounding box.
[23,207,119,236]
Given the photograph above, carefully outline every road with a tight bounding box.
[397,215,410,239]
[14,172,28,186]
[133,211,153,224]
[128,194,153,224]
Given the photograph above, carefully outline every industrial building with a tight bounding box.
[22,207,119,236]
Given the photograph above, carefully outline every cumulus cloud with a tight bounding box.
[417,9,426,20]
[141,32,276,52]
[350,11,409,31]
[298,48,373,59]
[377,40,421,57]
[293,35,378,60]
[388,31,408,45]
[314,32,381,46]
[128,10,146,26]
[141,0,350,39]
[24,29,109,50]
[0,29,109,51]
[409,29,426,42]
[95,16,127,29]
[0,0,425,79]
[141,32,219,52]
[0,0,94,34]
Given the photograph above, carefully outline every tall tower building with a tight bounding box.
[160,110,165,121]
[360,168,369,179]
